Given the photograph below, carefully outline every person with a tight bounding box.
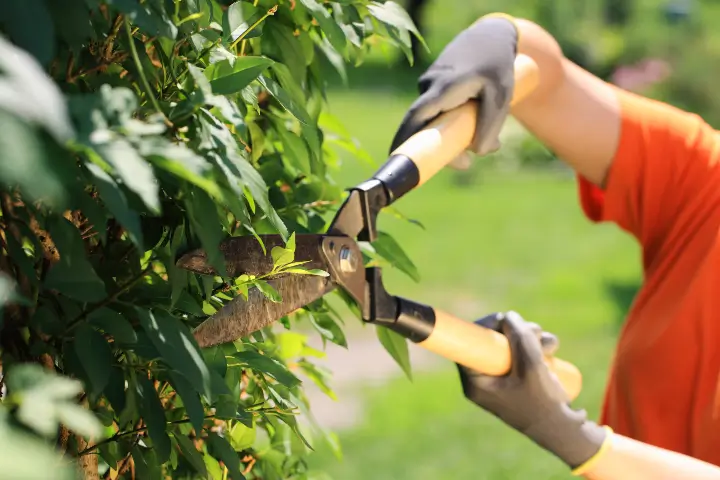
[389,12,720,478]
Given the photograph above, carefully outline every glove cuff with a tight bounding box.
[571,425,614,476]
[476,13,521,43]
[524,409,611,471]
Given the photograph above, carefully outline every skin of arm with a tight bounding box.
[509,18,622,187]
[581,433,720,480]
[501,17,720,480]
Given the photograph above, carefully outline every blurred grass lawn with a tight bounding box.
[300,8,643,476]
[300,82,642,479]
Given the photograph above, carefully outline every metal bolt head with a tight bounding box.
[339,247,357,273]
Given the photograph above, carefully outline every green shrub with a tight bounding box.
[0,1,421,478]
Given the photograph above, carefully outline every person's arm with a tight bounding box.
[509,18,621,186]
[579,433,720,480]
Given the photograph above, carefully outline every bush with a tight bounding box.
[0,1,421,478]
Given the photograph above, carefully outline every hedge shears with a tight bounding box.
[176,54,583,401]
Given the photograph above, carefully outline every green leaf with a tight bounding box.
[184,187,226,275]
[168,371,205,434]
[258,75,312,125]
[270,246,294,269]
[44,0,95,50]
[308,311,347,348]
[94,138,161,214]
[108,0,178,39]
[54,402,104,440]
[173,432,207,476]
[104,366,127,415]
[276,127,312,175]
[202,345,228,376]
[300,0,347,53]
[131,445,163,480]
[43,216,107,302]
[0,35,74,143]
[0,111,71,210]
[228,420,256,450]
[207,432,245,479]
[275,332,307,360]
[298,360,336,400]
[136,375,171,463]
[88,307,138,344]
[139,137,223,199]
[283,268,330,277]
[367,1,426,47]
[376,326,412,380]
[0,0,55,66]
[205,56,275,95]
[72,325,114,397]
[5,233,37,286]
[261,21,306,82]
[371,231,420,282]
[6,364,103,439]
[232,350,301,387]
[253,280,282,303]
[0,411,78,480]
[29,304,64,337]
[136,308,213,399]
[84,162,144,247]
[223,1,264,42]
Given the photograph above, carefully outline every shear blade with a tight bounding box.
[176,234,329,277]
[193,274,335,348]
[176,234,337,347]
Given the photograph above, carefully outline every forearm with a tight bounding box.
[507,18,622,186]
[579,433,720,480]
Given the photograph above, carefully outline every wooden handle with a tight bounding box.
[416,309,582,402]
[391,54,540,187]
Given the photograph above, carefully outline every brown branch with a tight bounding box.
[104,15,124,62]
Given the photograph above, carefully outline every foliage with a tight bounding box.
[0,1,423,478]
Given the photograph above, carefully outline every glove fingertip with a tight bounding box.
[473,312,504,332]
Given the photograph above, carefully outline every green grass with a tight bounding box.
[298,74,642,479]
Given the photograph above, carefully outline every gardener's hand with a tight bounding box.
[389,14,519,157]
[457,311,610,471]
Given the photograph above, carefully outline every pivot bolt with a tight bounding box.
[339,247,358,273]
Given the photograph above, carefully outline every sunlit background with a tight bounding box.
[299,0,709,478]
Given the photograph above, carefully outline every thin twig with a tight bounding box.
[78,415,217,456]
[230,5,278,50]
[124,19,172,127]
[66,262,154,331]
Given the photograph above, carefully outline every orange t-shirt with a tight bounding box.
[577,86,720,465]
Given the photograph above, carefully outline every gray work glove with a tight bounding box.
[389,16,518,156]
[458,311,609,470]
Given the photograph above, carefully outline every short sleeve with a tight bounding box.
[577,86,720,268]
